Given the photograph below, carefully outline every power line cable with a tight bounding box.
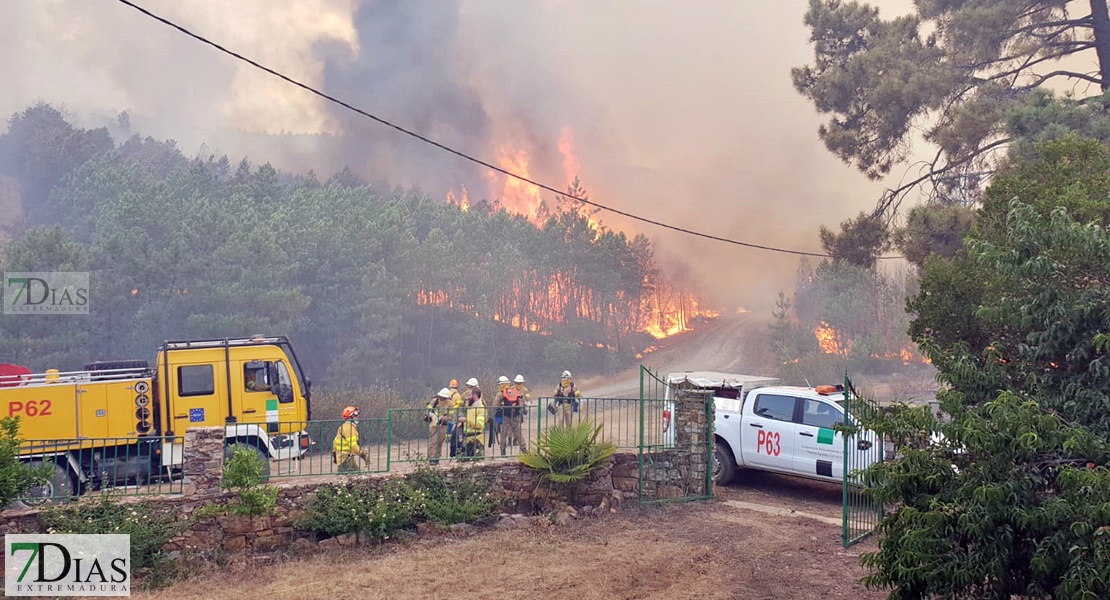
[112,0,901,260]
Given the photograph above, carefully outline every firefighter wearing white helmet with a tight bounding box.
[488,376,511,450]
[458,377,485,458]
[496,375,527,455]
[426,387,455,465]
[552,370,581,427]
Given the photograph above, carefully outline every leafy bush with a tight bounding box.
[298,466,501,540]
[195,446,278,518]
[405,464,501,525]
[519,420,616,495]
[0,416,51,506]
[39,496,180,572]
[298,478,415,541]
[222,445,277,516]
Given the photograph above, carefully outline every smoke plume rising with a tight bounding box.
[1,0,918,313]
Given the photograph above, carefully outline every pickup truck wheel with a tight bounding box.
[224,442,272,482]
[714,441,737,485]
[10,461,77,509]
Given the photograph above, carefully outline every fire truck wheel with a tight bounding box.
[10,460,77,509]
[224,442,271,483]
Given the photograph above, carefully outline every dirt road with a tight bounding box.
[578,313,774,400]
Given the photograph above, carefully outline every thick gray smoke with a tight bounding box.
[1,0,919,312]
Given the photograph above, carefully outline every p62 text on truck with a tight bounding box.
[662,372,882,486]
[0,335,313,506]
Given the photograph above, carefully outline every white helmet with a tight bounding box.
[514,374,525,384]
[497,375,510,385]
[561,370,572,379]
[466,377,479,387]
[437,387,452,399]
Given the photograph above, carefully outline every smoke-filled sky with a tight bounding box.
[2,0,919,312]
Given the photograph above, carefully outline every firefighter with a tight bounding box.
[447,379,464,457]
[333,405,368,473]
[458,378,486,459]
[426,387,454,465]
[489,376,511,450]
[244,369,269,392]
[552,370,581,427]
[499,375,526,455]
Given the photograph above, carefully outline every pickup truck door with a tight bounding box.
[792,398,844,480]
[742,393,797,472]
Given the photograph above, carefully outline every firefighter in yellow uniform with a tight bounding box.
[458,378,486,459]
[552,370,581,427]
[426,387,454,465]
[333,405,368,473]
[448,379,465,458]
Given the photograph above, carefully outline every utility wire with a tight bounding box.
[112,0,900,260]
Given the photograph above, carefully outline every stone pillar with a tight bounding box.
[183,426,225,496]
[675,389,711,497]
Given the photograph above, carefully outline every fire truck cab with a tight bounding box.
[1,335,312,506]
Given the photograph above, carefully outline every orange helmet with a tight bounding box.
[341,405,359,419]
[449,379,459,388]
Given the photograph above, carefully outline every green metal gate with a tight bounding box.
[841,375,885,547]
[637,366,714,505]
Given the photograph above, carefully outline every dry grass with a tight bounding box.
[138,481,882,600]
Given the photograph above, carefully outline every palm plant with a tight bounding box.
[519,420,616,499]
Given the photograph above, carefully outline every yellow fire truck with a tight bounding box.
[0,335,312,505]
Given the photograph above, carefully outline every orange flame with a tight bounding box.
[815,322,847,355]
[446,185,470,212]
[490,146,543,221]
[558,125,580,184]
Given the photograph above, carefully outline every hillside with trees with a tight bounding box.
[0,103,698,394]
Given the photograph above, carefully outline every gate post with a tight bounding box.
[675,389,711,499]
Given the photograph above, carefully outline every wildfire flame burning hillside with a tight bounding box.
[814,322,930,366]
[431,125,712,343]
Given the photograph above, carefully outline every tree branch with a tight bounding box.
[874,138,1013,218]
[1009,17,1094,37]
[1022,69,1104,88]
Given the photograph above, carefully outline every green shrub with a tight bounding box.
[39,496,180,573]
[298,467,502,539]
[222,445,277,516]
[519,420,616,497]
[298,478,415,541]
[196,445,278,518]
[405,464,501,525]
[0,416,51,506]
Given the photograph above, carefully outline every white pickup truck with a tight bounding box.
[662,371,882,486]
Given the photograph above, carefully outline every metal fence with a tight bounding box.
[638,366,714,506]
[16,436,185,505]
[246,419,391,479]
[841,376,885,547]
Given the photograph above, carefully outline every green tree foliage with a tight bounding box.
[864,137,1110,598]
[892,204,976,269]
[0,417,50,507]
[0,105,674,392]
[910,137,1110,429]
[794,0,1110,211]
[818,211,890,268]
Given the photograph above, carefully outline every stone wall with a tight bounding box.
[638,389,712,501]
[0,449,640,563]
[0,388,713,563]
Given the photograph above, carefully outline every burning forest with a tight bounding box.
[0,105,715,392]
